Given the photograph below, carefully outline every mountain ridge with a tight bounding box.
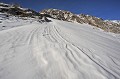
[0,2,120,33]
[40,8,120,33]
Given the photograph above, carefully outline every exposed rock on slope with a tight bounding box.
[0,3,40,17]
[0,3,52,22]
[40,9,120,33]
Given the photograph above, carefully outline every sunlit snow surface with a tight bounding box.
[0,15,120,79]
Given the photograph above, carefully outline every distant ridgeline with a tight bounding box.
[40,9,120,33]
[0,3,120,33]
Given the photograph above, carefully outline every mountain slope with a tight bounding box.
[0,18,120,79]
[0,12,43,31]
[1,3,120,33]
[0,2,120,79]
[40,9,120,33]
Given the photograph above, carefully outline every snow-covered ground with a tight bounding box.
[0,13,40,31]
[0,16,120,79]
[106,20,120,24]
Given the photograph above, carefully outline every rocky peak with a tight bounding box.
[0,3,52,22]
[40,9,102,23]
[0,3,40,17]
[40,9,75,21]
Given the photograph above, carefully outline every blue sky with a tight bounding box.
[1,0,120,20]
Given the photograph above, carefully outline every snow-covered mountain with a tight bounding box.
[0,2,120,79]
[0,3,120,33]
[40,9,120,33]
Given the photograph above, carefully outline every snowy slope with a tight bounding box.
[0,13,41,31]
[104,20,120,24]
[0,17,120,79]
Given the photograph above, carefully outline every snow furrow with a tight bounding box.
[50,21,120,79]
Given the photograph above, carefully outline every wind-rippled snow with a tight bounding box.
[0,16,120,79]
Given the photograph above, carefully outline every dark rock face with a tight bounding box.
[40,9,120,33]
[7,7,23,15]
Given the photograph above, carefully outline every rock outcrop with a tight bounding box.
[0,3,40,17]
